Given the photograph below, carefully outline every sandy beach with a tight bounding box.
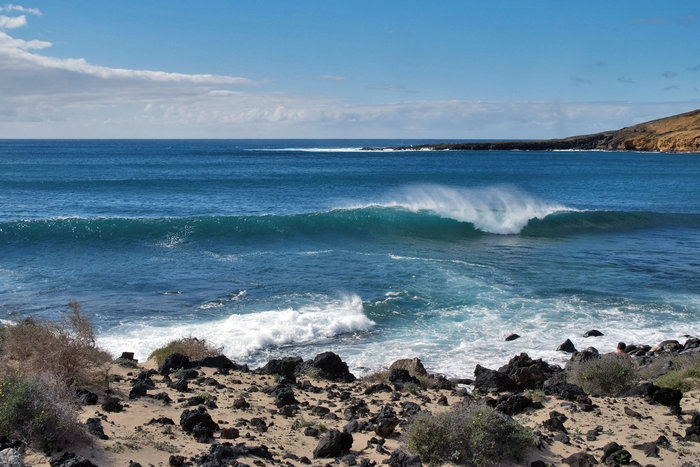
[8,346,698,467]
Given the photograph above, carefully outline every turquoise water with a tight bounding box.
[1,140,698,377]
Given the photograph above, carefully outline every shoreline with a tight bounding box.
[5,334,699,466]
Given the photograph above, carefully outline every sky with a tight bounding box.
[0,1,699,139]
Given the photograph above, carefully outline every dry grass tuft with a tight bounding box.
[0,301,112,389]
[148,336,223,366]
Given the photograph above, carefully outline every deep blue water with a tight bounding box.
[1,140,698,376]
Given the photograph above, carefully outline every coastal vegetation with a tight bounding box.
[147,336,223,366]
[406,403,536,465]
[0,301,111,448]
[567,353,639,396]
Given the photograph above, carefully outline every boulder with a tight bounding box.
[505,333,520,341]
[373,406,400,438]
[386,449,423,466]
[101,396,123,413]
[685,413,700,441]
[389,358,428,378]
[583,329,604,337]
[195,355,248,372]
[299,352,355,383]
[0,448,24,467]
[473,364,521,393]
[85,418,108,440]
[558,339,577,353]
[562,452,597,466]
[389,369,421,390]
[179,406,219,433]
[159,353,190,376]
[49,452,98,467]
[75,388,98,405]
[269,384,298,408]
[494,393,534,415]
[257,356,303,380]
[498,353,555,389]
[313,429,353,458]
[542,411,568,433]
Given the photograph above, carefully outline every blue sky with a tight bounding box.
[0,1,698,138]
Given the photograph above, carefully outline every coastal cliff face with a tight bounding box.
[570,108,700,153]
[369,109,700,153]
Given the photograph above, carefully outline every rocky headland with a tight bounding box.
[363,109,700,153]
[3,333,699,467]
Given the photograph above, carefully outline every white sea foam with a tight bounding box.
[381,184,572,234]
[98,294,374,362]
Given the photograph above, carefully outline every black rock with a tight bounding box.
[49,452,98,467]
[232,397,250,409]
[386,449,422,467]
[249,417,268,432]
[179,406,219,433]
[498,353,556,390]
[171,378,188,392]
[473,364,521,393]
[632,382,682,407]
[278,404,298,416]
[101,396,123,413]
[257,356,303,380]
[558,339,577,353]
[542,411,568,434]
[85,417,108,440]
[632,441,659,458]
[168,455,185,467]
[301,351,356,383]
[495,393,534,415]
[313,429,353,458]
[129,383,150,399]
[389,369,420,391]
[601,442,622,461]
[344,399,370,420]
[158,353,190,376]
[583,329,604,337]
[146,416,175,425]
[191,422,215,443]
[685,413,700,441]
[195,354,248,372]
[177,368,199,380]
[270,384,298,408]
[192,442,272,464]
[373,406,399,438]
[543,376,590,403]
[364,383,392,395]
[304,426,319,437]
[562,452,598,467]
[505,333,520,341]
[75,388,98,405]
[400,401,421,417]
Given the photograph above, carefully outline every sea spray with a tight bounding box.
[381,184,571,234]
[98,294,374,362]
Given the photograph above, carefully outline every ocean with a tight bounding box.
[1,139,698,378]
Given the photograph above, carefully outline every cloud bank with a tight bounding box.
[0,6,698,139]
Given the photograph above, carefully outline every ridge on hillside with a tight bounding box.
[365,109,700,153]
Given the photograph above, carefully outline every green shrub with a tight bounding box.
[654,361,700,392]
[148,336,222,365]
[406,403,537,466]
[567,353,638,396]
[0,371,86,449]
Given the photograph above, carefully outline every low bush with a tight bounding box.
[0,301,112,389]
[0,371,86,449]
[148,336,222,365]
[406,402,536,466]
[567,353,638,396]
[654,360,700,392]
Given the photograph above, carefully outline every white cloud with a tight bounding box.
[0,14,26,28]
[320,75,347,82]
[0,4,42,16]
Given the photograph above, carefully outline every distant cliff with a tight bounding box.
[364,109,700,153]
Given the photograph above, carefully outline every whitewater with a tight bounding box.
[1,139,698,377]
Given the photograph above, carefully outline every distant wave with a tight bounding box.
[2,185,698,242]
